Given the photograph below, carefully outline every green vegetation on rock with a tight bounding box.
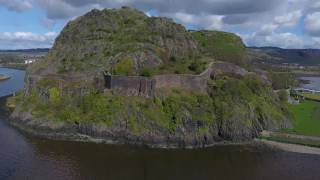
[19,74,291,140]
[191,30,247,66]
[112,57,135,75]
[268,72,298,90]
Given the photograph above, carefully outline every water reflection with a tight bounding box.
[19,136,320,180]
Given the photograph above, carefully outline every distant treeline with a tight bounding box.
[248,47,320,66]
[0,48,49,53]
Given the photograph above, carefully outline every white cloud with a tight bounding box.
[274,10,301,27]
[1,0,319,48]
[33,0,287,20]
[172,12,224,30]
[0,32,57,49]
[243,32,305,48]
[256,24,278,36]
[304,12,320,37]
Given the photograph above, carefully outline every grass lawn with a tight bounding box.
[301,92,320,101]
[286,100,320,136]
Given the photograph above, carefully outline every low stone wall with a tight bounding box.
[106,75,156,97]
[105,62,251,97]
[25,73,105,101]
[153,74,209,93]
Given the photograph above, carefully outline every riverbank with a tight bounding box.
[293,71,320,77]
[0,96,271,149]
[9,109,320,154]
[3,94,320,154]
[0,63,27,70]
[260,139,320,155]
[261,130,320,147]
[8,110,253,149]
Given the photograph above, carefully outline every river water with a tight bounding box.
[0,68,320,180]
[0,68,25,97]
[298,76,320,91]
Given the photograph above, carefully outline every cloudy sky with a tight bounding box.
[0,0,319,49]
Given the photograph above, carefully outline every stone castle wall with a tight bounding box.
[106,75,156,97]
[26,61,253,99]
[106,72,210,97]
[104,62,247,97]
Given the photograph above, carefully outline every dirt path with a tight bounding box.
[260,139,320,155]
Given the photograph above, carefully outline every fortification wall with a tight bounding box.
[105,62,215,97]
[25,61,252,99]
[107,76,155,97]
[26,73,105,101]
[153,70,211,93]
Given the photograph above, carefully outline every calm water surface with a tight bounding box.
[0,68,25,97]
[299,76,320,91]
[0,68,320,180]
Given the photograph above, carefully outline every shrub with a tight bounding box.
[278,90,289,102]
[49,87,60,104]
[169,56,177,62]
[268,72,297,90]
[140,68,154,77]
[112,58,135,75]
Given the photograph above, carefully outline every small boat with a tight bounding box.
[0,74,10,81]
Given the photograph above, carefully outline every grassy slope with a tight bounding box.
[287,100,320,136]
[191,30,247,66]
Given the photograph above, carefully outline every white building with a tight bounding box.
[24,59,36,64]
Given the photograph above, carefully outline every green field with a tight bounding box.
[287,100,320,136]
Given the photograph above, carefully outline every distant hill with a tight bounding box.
[248,47,320,66]
[0,48,49,54]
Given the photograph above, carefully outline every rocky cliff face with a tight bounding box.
[12,7,292,148]
[30,7,199,76]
